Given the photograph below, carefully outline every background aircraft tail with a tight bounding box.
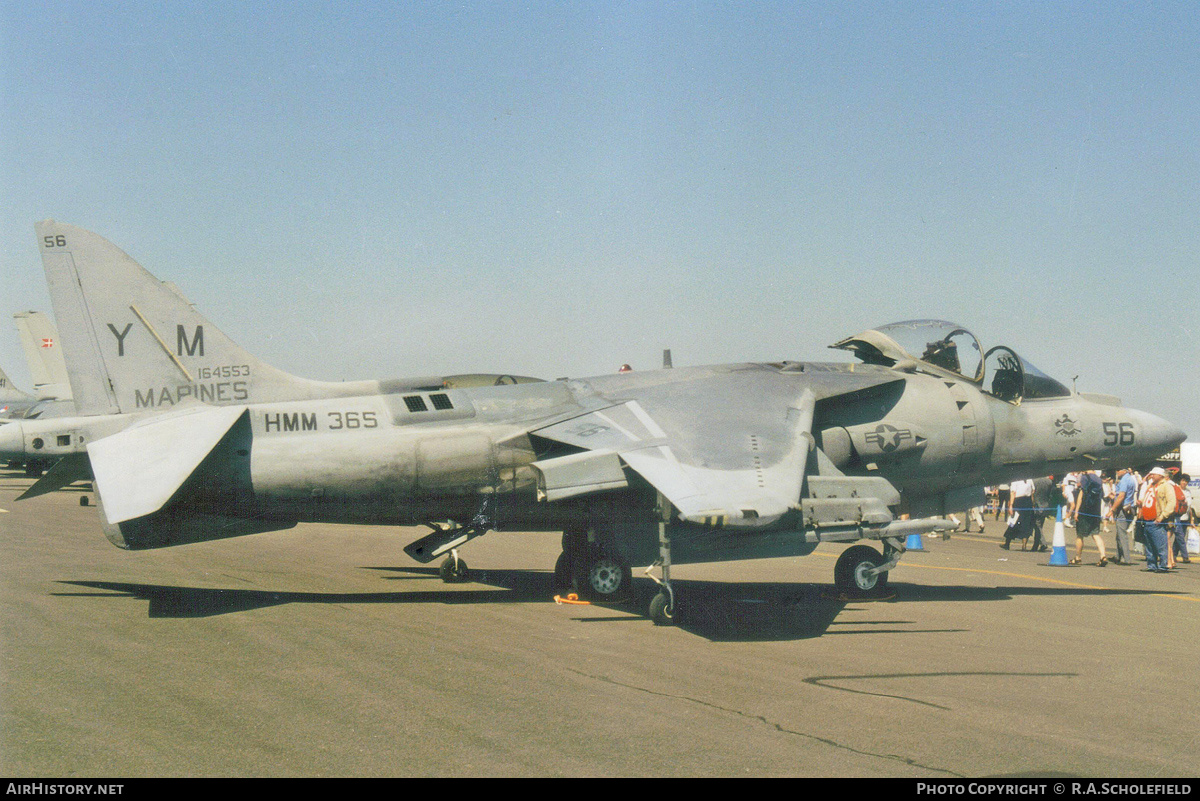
[13,311,72,401]
[0,365,36,405]
[36,220,412,415]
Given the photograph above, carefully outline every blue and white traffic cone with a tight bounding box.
[1049,505,1069,566]
[906,525,926,551]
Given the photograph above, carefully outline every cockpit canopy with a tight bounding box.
[831,319,1071,403]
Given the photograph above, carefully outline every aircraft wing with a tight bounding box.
[531,389,815,528]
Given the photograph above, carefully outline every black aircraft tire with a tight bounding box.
[834,545,889,597]
[553,552,574,592]
[648,591,674,626]
[575,553,632,602]
[439,556,470,583]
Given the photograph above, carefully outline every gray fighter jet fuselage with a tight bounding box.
[122,353,1177,536]
[4,223,1187,625]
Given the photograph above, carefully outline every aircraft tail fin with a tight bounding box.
[13,311,72,401]
[36,220,388,415]
[0,365,36,405]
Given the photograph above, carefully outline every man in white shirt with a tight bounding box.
[1001,478,1036,550]
[1061,473,1079,527]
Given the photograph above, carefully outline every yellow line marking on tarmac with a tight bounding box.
[1150,594,1200,604]
[811,548,1199,602]
[953,534,1003,545]
[900,562,1109,590]
[813,550,1106,589]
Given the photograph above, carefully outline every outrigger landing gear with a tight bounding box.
[648,585,673,626]
[833,537,905,598]
[645,493,676,626]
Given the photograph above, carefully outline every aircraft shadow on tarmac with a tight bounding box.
[54,569,1181,643]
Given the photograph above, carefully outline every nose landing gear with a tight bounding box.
[438,549,470,583]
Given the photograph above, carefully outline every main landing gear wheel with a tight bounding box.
[439,554,470,583]
[576,553,632,602]
[553,552,573,592]
[834,545,889,597]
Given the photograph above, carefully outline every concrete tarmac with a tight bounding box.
[2,471,1197,777]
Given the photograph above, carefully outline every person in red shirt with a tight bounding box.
[1140,469,1174,573]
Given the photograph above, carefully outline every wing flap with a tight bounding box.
[531,391,816,529]
[87,405,247,524]
[530,448,629,502]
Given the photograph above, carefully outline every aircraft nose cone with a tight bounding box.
[0,420,25,460]
[1165,423,1187,450]
[1139,411,1187,457]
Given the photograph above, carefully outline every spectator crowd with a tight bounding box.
[980,469,1197,572]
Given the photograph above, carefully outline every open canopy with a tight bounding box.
[831,319,1071,403]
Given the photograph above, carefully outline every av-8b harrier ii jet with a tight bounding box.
[4,221,1186,625]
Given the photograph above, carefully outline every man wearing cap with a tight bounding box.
[1110,467,1138,565]
[1139,468,1175,573]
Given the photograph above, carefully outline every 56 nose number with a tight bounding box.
[1102,422,1135,446]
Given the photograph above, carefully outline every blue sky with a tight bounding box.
[1,1,1197,438]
